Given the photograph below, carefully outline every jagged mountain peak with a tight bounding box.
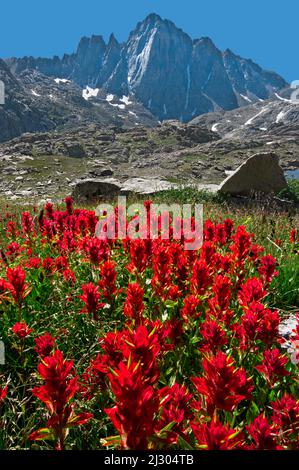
[132,12,191,40]
[76,35,106,54]
[107,33,119,47]
[0,58,22,91]
[194,37,217,48]
[3,14,288,125]
[193,37,222,59]
[223,48,235,56]
[143,13,163,24]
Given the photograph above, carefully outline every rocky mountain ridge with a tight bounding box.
[0,109,297,202]
[5,13,288,124]
[0,60,158,142]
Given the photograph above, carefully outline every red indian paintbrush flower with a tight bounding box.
[126,238,148,274]
[45,202,54,220]
[83,237,109,265]
[199,241,216,266]
[270,394,299,436]
[180,295,200,322]
[0,386,8,404]
[11,322,33,339]
[124,325,161,384]
[0,278,11,296]
[191,418,244,450]
[98,260,118,301]
[41,219,55,241]
[209,275,232,312]
[238,277,266,307]
[79,282,103,321]
[203,220,216,242]
[100,331,125,367]
[190,260,210,296]
[230,225,252,264]
[123,283,145,324]
[105,361,159,450]
[6,267,29,306]
[199,320,228,353]
[192,352,253,414]
[246,414,282,450]
[157,383,193,444]
[42,257,55,274]
[35,333,56,358]
[55,256,69,272]
[64,196,73,215]
[223,218,234,240]
[290,228,298,244]
[256,349,290,385]
[258,255,278,285]
[63,268,76,284]
[237,301,280,348]
[6,220,18,239]
[26,257,41,269]
[6,242,22,261]
[151,242,174,299]
[30,350,92,449]
[22,211,34,236]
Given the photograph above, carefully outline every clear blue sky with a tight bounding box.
[0,0,297,81]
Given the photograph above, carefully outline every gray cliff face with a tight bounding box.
[70,35,106,85]
[222,49,287,100]
[0,61,158,143]
[125,14,193,120]
[2,13,288,135]
[98,34,122,86]
[0,59,56,142]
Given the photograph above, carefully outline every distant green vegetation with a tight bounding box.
[279,179,299,202]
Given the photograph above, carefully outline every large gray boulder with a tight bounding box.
[219,152,288,196]
[71,177,177,199]
[72,178,123,200]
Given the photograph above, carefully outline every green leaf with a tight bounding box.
[178,435,194,450]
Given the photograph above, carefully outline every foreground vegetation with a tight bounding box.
[0,192,298,450]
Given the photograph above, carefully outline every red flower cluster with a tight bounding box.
[192,352,253,414]
[79,283,103,321]
[4,267,30,306]
[11,322,32,339]
[0,198,297,450]
[0,386,8,404]
[30,350,92,449]
[35,333,56,357]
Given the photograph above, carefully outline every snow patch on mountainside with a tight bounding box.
[184,65,191,110]
[106,94,114,102]
[110,103,125,110]
[245,108,267,126]
[127,27,157,88]
[240,94,252,103]
[120,95,132,105]
[106,95,126,109]
[54,78,70,84]
[274,93,291,103]
[276,111,285,123]
[82,87,99,100]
